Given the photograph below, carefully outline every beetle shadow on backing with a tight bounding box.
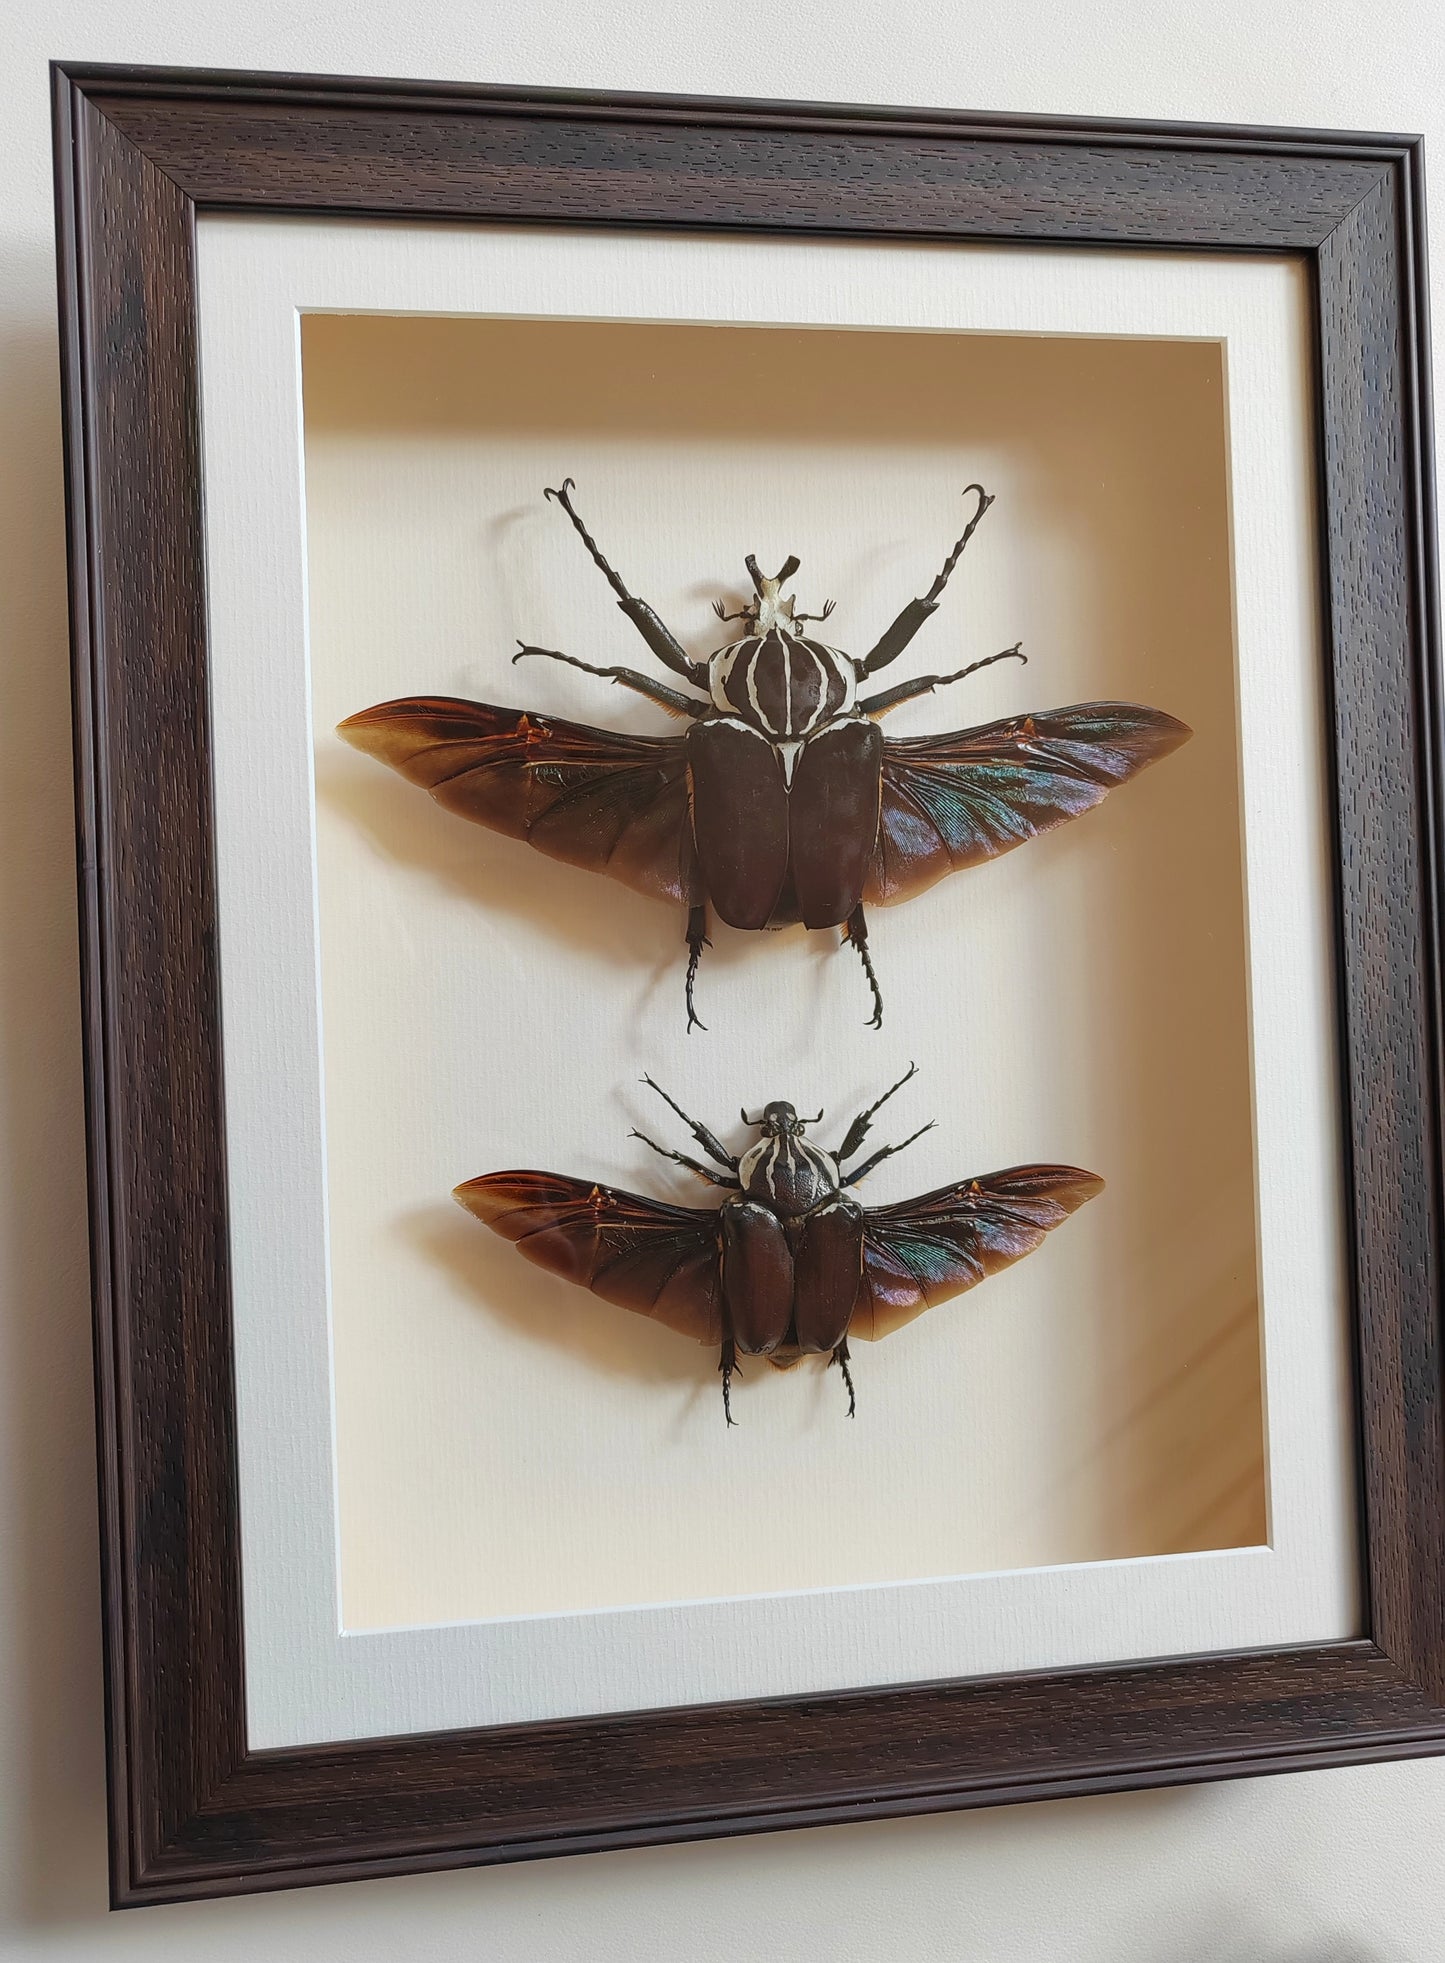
[318,738,848,1039]
[315,739,666,979]
[306,315,1268,1553]
[401,1200,714,1398]
[401,1202,861,1433]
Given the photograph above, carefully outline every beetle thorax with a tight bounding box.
[738,1131,841,1218]
[708,630,856,741]
[708,557,856,746]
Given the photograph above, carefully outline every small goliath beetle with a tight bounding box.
[456,1067,1102,1424]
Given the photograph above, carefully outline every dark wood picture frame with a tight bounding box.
[51,61,1445,1908]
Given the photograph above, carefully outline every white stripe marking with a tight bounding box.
[746,637,768,729]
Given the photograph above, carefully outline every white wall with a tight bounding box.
[2,1,1443,1956]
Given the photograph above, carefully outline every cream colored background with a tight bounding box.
[305,315,1265,1628]
[202,225,1349,1745]
[6,1,1445,1957]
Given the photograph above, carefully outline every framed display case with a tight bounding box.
[52,61,1445,1905]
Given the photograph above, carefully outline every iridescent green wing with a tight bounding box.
[853,1164,1103,1340]
[866,702,1190,904]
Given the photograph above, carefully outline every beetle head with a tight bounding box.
[741,1099,825,1135]
[714,556,836,637]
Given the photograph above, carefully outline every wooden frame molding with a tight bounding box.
[52,62,1445,1906]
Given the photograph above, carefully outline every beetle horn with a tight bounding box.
[744,553,802,593]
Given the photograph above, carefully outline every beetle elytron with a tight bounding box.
[455,1066,1102,1423]
[341,480,1191,1028]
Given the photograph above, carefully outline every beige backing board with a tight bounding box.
[302,312,1265,1632]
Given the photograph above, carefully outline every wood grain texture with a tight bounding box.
[1318,171,1445,1690]
[49,62,1445,1906]
[91,90,1390,247]
[56,77,246,1894]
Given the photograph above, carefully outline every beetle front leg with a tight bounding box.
[839,1120,936,1188]
[544,479,709,688]
[639,1075,738,1169]
[513,644,704,716]
[836,1060,919,1164]
[857,483,994,678]
[843,903,884,1029]
[858,642,1025,718]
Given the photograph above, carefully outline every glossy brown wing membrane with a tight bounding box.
[865,702,1192,905]
[853,1165,1105,1341]
[454,1171,723,1345]
[339,697,692,905]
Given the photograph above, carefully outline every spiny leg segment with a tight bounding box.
[641,1075,738,1168]
[829,1339,857,1418]
[844,903,884,1030]
[720,1338,739,1427]
[513,644,702,716]
[543,480,706,686]
[858,642,1025,718]
[545,478,633,601]
[921,482,995,607]
[684,906,710,1035]
[840,1120,936,1189]
[836,1060,919,1164]
[631,1130,739,1187]
[858,483,996,678]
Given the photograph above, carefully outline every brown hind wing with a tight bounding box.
[340,697,692,905]
[455,1170,723,1345]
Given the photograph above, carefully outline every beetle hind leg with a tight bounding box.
[829,1339,857,1419]
[844,903,884,1029]
[719,1338,740,1428]
[685,905,711,1033]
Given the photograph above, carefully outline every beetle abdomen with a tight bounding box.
[709,630,854,738]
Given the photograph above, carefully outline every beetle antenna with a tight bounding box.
[796,1108,825,1127]
[741,1105,763,1126]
